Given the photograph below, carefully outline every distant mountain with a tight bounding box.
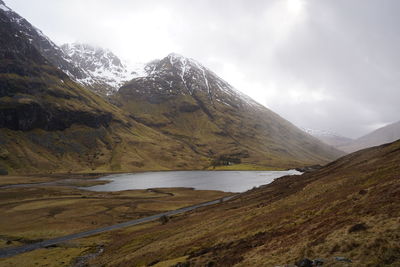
[115,53,343,168]
[338,121,400,153]
[302,128,353,148]
[61,43,143,95]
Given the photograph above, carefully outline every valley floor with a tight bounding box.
[0,174,230,266]
[1,140,399,267]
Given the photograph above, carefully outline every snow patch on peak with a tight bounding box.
[167,53,203,69]
[0,1,10,12]
[61,43,146,94]
[145,53,265,109]
[167,52,186,61]
[165,53,192,93]
[167,53,189,74]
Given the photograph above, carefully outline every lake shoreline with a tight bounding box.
[84,170,302,193]
[1,164,295,179]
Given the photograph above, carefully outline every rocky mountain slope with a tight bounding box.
[0,8,206,174]
[302,128,353,148]
[61,43,141,95]
[338,120,400,153]
[115,53,343,168]
[0,1,88,81]
[93,139,400,266]
[0,1,131,95]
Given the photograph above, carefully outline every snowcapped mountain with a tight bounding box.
[0,8,214,173]
[302,128,352,148]
[128,53,264,110]
[61,43,145,95]
[115,53,343,166]
[0,2,138,96]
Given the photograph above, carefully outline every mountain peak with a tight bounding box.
[165,53,204,69]
[61,42,140,95]
[167,52,186,60]
[62,43,113,56]
[122,53,265,110]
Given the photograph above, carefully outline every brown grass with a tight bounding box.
[84,140,400,266]
[0,174,230,266]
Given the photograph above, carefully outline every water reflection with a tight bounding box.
[84,170,301,193]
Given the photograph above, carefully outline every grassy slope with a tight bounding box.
[117,79,343,170]
[91,140,400,266]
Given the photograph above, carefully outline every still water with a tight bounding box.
[84,170,301,193]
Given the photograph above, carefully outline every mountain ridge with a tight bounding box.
[60,43,145,95]
[0,1,134,95]
[0,1,89,82]
[0,1,343,174]
[302,127,353,148]
[338,120,400,153]
[115,53,343,168]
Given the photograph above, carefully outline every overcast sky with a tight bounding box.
[5,0,400,138]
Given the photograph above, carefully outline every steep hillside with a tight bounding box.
[61,43,142,96]
[0,1,129,95]
[339,121,400,153]
[93,140,400,266]
[0,10,206,174]
[0,1,88,82]
[302,128,352,148]
[115,54,343,169]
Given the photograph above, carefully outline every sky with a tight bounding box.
[5,0,400,138]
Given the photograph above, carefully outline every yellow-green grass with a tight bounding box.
[0,232,112,267]
[0,174,230,267]
[0,246,87,267]
[115,87,342,173]
[0,175,56,186]
[152,256,189,267]
[0,186,229,240]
